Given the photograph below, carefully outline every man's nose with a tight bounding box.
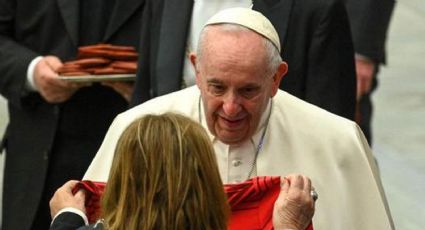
[222,94,242,116]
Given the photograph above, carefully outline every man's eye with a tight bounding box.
[241,87,258,97]
[210,85,225,94]
[243,88,255,93]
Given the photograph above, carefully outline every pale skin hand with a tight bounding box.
[355,57,376,100]
[49,180,86,219]
[101,81,134,102]
[273,174,315,230]
[33,56,89,103]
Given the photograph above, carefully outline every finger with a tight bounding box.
[74,189,86,201]
[34,59,57,80]
[39,74,70,90]
[288,174,304,191]
[62,180,80,192]
[302,176,316,200]
[74,190,87,212]
[66,81,92,89]
[276,178,290,206]
[356,76,362,99]
[302,176,316,207]
[357,77,369,98]
[281,177,290,193]
[44,56,64,71]
[48,78,84,93]
[303,175,311,193]
[363,78,372,93]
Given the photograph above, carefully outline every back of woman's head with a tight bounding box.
[102,113,229,230]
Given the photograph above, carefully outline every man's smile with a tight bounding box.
[217,115,246,129]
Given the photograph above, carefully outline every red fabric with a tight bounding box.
[225,176,313,230]
[72,180,106,224]
[76,177,313,229]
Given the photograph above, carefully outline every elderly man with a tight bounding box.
[84,8,394,229]
[132,0,356,120]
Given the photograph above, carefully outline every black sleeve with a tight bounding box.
[0,0,40,106]
[345,0,396,64]
[49,212,86,230]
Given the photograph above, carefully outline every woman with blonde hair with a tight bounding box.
[102,112,229,229]
[49,113,229,229]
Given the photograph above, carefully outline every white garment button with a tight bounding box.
[232,160,242,167]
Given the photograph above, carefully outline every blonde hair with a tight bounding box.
[101,113,229,230]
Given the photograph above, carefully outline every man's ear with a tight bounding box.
[189,52,202,88]
[189,52,197,68]
[271,62,288,97]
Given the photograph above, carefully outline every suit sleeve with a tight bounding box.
[346,0,396,64]
[49,212,86,230]
[0,0,40,106]
[305,0,356,120]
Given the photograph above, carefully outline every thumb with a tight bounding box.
[44,55,64,71]
[281,178,290,193]
[75,189,86,201]
[275,178,290,209]
[74,189,87,213]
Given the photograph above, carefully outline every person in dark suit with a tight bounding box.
[0,0,145,229]
[131,0,356,120]
[345,0,395,144]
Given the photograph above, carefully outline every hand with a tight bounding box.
[101,81,134,102]
[273,174,315,230]
[49,180,86,219]
[355,57,376,100]
[33,56,90,103]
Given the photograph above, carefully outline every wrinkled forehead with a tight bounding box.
[203,28,266,61]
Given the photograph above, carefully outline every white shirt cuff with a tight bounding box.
[51,207,89,226]
[355,53,373,62]
[26,56,43,91]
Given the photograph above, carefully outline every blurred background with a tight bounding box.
[373,0,425,229]
[0,1,424,229]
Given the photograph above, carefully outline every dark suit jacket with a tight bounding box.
[345,0,395,64]
[131,0,356,120]
[0,0,144,229]
[49,212,103,230]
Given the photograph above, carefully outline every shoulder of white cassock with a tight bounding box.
[83,86,201,181]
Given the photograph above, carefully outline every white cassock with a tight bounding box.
[84,86,394,230]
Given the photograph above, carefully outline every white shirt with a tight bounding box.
[26,56,43,91]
